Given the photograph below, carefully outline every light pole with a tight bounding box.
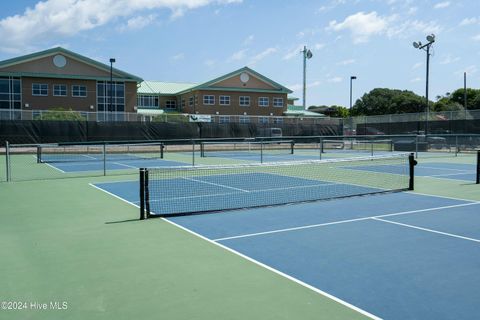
[109,58,115,121]
[350,76,357,109]
[301,46,313,110]
[413,34,435,134]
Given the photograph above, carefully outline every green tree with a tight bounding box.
[449,88,480,110]
[350,88,426,116]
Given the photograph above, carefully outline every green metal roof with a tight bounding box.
[138,81,197,95]
[285,105,325,117]
[0,47,143,82]
[288,96,299,101]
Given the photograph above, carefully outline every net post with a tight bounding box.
[36,145,42,163]
[139,168,145,220]
[145,169,151,218]
[260,139,264,163]
[476,150,479,184]
[290,140,294,155]
[415,135,419,159]
[5,141,11,182]
[200,141,205,158]
[192,139,195,166]
[455,135,459,157]
[320,137,324,155]
[160,143,164,159]
[370,139,374,156]
[102,143,106,176]
[409,152,417,190]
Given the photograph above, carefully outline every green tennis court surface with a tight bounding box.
[1,152,479,319]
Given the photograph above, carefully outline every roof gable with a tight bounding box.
[177,67,292,94]
[0,47,142,82]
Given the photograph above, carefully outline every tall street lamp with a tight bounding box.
[109,58,116,120]
[301,46,313,110]
[350,76,357,109]
[413,34,435,134]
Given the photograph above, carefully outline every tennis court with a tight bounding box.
[93,177,480,320]
[345,161,477,182]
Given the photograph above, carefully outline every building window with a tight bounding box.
[32,83,48,96]
[239,116,250,124]
[258,117,269,124]
[219,116,230,123]
[189,96,194,106]
[96,81,125,121]
[165,100,177,110]
[273,117,284,124]
[0,77,21,120]
[258,97,269,107]
[239,96,250,107]
[273,98,284,107]
[181,99,186,108]
[203,95,215,105]
[219,95,230,106]
[137,95,159,108]
[72,85,87,97]
[53,84,67,97]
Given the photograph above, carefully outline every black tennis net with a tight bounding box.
[37,142,164,163]
[139,153,416,219]
[200,140,294,159]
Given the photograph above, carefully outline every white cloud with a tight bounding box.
[337,59,355,66]
[288,81,322,91]
[459,17,478,26]
[328,11,441,43]
[412,62,423,69]
[228,49,248,61]
[407,7,418,15]
[243,34,254,46]
[119,14,157,31]
[0,0,243,53]
[410,77,422,82]
[328,76,343,83]
[327,11,389,43]
[248,47,277,65]
[204,59,216,67]
[473,34,480,41]
[439,55,460,65]
[283,45,303,60]
[459,65,478,75]
[434,1,450,9]
[171,53,185,61]
[313,43,325,50]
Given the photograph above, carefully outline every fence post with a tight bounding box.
[192,139,195,166]
[5,141,10,182]
[103,143,106,176]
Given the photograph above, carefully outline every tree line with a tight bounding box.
[308,87,480,117]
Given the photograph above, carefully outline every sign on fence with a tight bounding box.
[189,115,212,123]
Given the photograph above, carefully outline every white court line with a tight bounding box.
[111,162,138,169]
[89,182,381,319]
[419,165,474,172]
[182,177,251,192]
[213,202,480,242]
[429,171,474,177]
[372,217,480,243]
[162,218,382,320]
[89,183,140,208]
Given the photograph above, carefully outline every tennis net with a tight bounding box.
[321,139,393,156]
[200,140,294,160]
[37,142,164,163]
[139,153,415,218]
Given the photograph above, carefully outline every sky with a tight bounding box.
[0,0,479,108]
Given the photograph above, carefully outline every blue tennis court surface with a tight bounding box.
[346,161,477,182]
[44,156,187,172]
[93,176,480,319]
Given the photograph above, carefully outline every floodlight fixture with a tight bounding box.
[412,34,436,134]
